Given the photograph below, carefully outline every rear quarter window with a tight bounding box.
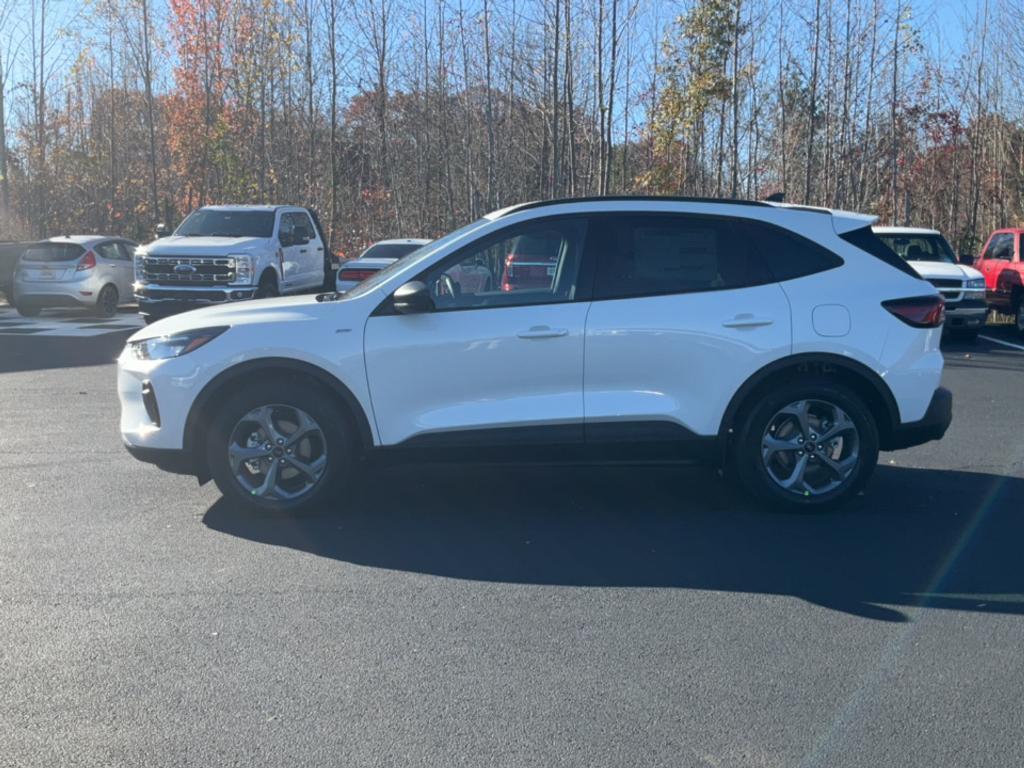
[744,221,844,281]
[839,226,921,279]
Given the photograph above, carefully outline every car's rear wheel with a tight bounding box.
[1015,300,1024,336]
[95,284,119,317]
[733,380,879,511]
[206,379,355,514]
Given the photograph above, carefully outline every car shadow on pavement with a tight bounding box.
[203,463,1024,623]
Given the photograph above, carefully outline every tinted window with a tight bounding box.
[20,243,86,263]
[875,233,956,264]
[591,214,772,300]
[360,242,426,261]
[748,221,844,281]
[420,218,586,310]
[175,209,275,238]
[839,226,921,278]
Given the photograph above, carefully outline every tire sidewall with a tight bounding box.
[206,378,354,515]
[734,380,880,512]
[97,285,118,317]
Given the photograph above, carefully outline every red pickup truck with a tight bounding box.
[975,228,1024,333]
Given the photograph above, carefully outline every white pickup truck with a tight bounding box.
[135,205,329,322]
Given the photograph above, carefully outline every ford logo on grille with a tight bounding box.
[174,264,197,274]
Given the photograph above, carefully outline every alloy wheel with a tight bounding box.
[227,404,328,501]
[760,399,860,498]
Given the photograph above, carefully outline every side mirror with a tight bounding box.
[154,223,169,238]
[959,253,975,266]
[392,280,434,314]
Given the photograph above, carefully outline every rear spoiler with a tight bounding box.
[829,209,878,235]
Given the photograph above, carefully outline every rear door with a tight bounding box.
[582,213,792,441]
[94,240,133,300]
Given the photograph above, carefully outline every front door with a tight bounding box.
[364,217,591,446]
[976,232,1016,310]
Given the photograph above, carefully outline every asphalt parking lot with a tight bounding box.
[2,306,1023,767]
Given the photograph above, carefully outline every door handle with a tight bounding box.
[300,248,308,253]
[517,326,569,339]
[722,314,774,329]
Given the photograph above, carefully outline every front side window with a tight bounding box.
[874,233,957,264]
[175,209,275,238]
[984,234,1013,260]
[591,214,772,300]
[281,212,314,241]
[420,218,587,311]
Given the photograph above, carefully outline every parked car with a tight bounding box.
[13,236,138,317]
[873,226,987,339]
[0,240,29,304]
[335,238,430,292]
[118,196,951,515]
[500,231,564,291]
[134,205,330,323]
[973,228,1024,334]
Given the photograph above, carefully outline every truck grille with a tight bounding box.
[143,256,235,287]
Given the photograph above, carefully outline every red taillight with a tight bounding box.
[340,268,377,282]
[882,295,946,328]
[76,251,96,271]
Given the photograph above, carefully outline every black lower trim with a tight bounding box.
[884,387,952,450]
[123,442,195,475]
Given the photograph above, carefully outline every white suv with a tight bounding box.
[118,197,952,512]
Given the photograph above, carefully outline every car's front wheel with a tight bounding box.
[206,379,356,514]
[733,380,879,511]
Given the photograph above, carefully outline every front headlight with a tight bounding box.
[966,277,985,290]
[129,326,228,361]
[134,250,147,284]
[230,254,253,285]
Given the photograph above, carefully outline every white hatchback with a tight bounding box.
[118,197,952,513]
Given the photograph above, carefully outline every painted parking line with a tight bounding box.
[978,334,1024,352]
[0,308,144,338]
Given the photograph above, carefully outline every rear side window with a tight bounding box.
[745,221,843,281]
[21,243,86,263]
[839,226,921,278]
[590,214,772,300]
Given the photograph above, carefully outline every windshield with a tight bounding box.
[175,209,275,238]
[876,233,957,264]
[21,243,87,262]
[359,242,429,261]
[342,219,490,299]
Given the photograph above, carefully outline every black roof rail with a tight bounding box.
[494,195,830,217]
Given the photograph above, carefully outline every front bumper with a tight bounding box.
[136,285,255,318]
[885,386,953,450]
[944,298,987,330]
[123,441,196,475]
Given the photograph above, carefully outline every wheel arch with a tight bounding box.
[258,266,279,286]
[183,357,374,482]
[719,353,901,451]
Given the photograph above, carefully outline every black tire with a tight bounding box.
[1015,300,1024,337]
[95,284,119,317]
[732,378,879,512]
[206,378,356,515]
[254,273,279,299]
[142,315,159,325]
[15,303,41,317]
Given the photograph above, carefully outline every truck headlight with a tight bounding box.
[134,250,148,284]
[230,255,253,285]
[966,277,985,290]
[129,326,228,360]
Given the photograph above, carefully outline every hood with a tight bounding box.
[144,235,268,253]
[128,293,352,342]
[908,260,982,281]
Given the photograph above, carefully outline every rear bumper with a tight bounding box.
[14,279,100,307]
[885,386,953,450]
